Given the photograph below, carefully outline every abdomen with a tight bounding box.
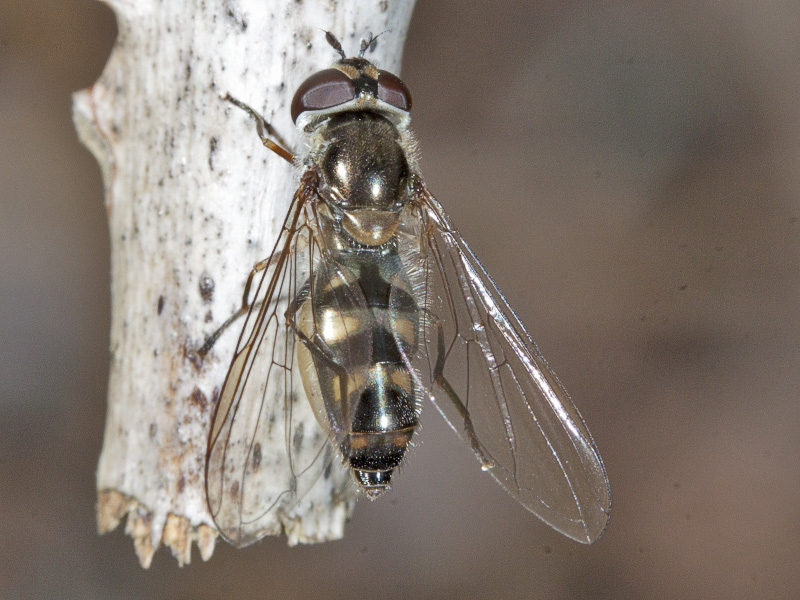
[296,249,421,496]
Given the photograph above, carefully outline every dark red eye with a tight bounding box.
[291,69,356,123]
[377,70,412,111]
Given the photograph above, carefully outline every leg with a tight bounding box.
[431,317,495,471]
[197,254,278,357]
[224,93,295,164]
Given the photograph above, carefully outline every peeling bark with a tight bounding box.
[74,0,417,567]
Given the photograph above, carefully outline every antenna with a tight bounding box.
[359,30,388,57]
[324,31,347,60]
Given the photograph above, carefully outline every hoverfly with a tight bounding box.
[203,32,610,548]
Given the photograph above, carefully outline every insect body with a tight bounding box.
[205,33,610,548]
[295,108,421,495]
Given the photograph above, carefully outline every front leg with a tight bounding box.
[224,93,295,164]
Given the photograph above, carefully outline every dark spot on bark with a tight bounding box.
[252,443,262,470]
[157,295,165,315]
[149,422,158,439]
[208,136,217,171]
[189,386,208,409]
[199,272,214,302]
[178,475,186,493]
[293,423,304,455]
[225,7,247,31]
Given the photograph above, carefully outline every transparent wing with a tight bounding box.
[205,174,351,548]
[396,181,610,544]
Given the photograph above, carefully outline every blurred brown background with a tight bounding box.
[3,0,800,598]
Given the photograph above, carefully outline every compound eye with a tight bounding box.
[377,70,412,112]
[291,69,356,122]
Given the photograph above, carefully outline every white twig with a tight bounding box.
[73,0,417,567]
